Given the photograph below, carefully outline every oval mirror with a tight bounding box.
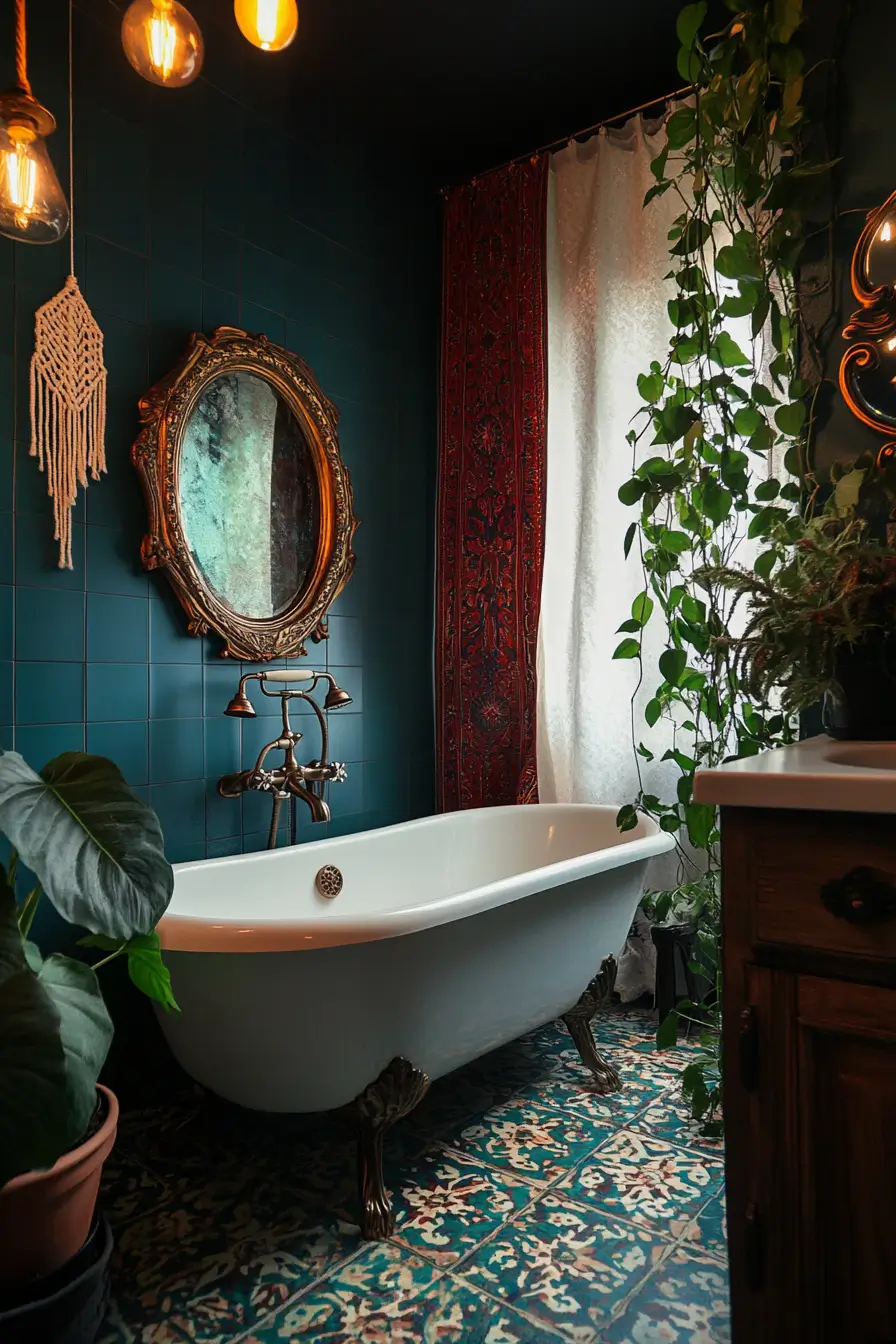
[180,370,321,620]
[132,327,357,660]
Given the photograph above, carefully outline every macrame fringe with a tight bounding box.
[30,275,107,569]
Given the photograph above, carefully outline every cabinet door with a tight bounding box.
[796,975,896,1344]
[724,964,801,1343]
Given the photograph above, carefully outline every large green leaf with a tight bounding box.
[0,753,174,941]
[38,956,113,1143]
[0,885,71,1186]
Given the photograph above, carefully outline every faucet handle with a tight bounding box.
[331,761,347,783]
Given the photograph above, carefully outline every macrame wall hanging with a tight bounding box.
[29,0,107,569]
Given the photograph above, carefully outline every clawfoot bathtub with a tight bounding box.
[157,803,673,1238]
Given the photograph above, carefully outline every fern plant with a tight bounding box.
[613,0,833,1131]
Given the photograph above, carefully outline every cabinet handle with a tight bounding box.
[739,1005,759,1091]
[744,1201,765,1290]
[820,866,896,925]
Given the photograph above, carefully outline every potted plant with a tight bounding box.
[0,750,176,1343]
[703,459,896,739]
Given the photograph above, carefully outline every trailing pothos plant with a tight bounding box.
[0,751,177,1186]
[613,0,832,1132]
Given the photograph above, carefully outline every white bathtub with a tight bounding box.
[157,803,672,1113]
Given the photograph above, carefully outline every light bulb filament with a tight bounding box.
[3,127,38,222]
[881,221,893,243]
[256,0,279,46]
[149,7,178,79]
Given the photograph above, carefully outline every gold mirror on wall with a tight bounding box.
[840,188,896,461]
[132,326,358,660]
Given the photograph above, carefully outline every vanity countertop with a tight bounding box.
[693,734,896,814]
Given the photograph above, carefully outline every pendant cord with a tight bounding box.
[14,0,31,93]
[68,0,75,275]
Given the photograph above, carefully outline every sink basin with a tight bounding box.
[824,742,896,771]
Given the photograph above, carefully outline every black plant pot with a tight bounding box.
[823,633,896,741]
[0,1214,113,1344]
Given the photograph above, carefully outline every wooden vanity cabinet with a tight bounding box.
[722,806,896,1344]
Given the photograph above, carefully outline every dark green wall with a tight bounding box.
[1,0,438,851]
[0,0,438,1098]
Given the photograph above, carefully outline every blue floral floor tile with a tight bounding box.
[557,1130,724,1237]
[97,1011,729,1342]
[631,1090,724,1156]
[597,1248,731,1343]
[241,1241,566,1342]
[678,1194,727,1266]
[458,1191,676,1341]
[444,1099,613,1184]
[387,1147,537,1267]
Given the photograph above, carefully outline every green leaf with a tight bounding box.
[123,932,179,1013]
[637,371,665,404]
[660,530,692,555]
[631,592,654,626]
[0,752,174,942]
[0,886,70,1186]
[623,521,637,559]
[733,406,762,437]
[650,146,669,181]
[660,813,681,833]
[670,218,711,257]
[618,478,646,506]
[711,331,751,368]
[702,479,732,525]
[771,0,802,43]
[656,1009,679,1050]
[774,401,807,435]
[676,0,707,47]
[753,548,778,579]
[715,244,761,281]
[753,478,780,501]
[645,698,662,728]
[685,803,716,849]
[659,648,687,684]
[38,955,113,1143]
[666,107,698,150]
[616,804,639,833]
[613,638,641,660]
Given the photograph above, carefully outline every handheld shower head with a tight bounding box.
[323,679,353,710]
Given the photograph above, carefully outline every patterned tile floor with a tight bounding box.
[97,1010,729,1343]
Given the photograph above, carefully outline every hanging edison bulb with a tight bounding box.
[0,93,69,243]
[121,0,204,87]
[234,0,299,52]
[0,0,69,244]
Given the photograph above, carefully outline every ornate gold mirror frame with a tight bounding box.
[839,188,896,464]
[132,326,357,661]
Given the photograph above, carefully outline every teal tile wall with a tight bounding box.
[1,0,439,871]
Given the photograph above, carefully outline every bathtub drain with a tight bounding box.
[316,865,343,898]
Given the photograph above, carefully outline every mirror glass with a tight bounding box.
[179,371,320,618]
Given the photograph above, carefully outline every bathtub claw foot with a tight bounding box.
[563,955,621,1095]
[353,1056,430,1240]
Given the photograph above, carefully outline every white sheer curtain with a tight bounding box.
[536,118,683,999]
[537,119,682,811]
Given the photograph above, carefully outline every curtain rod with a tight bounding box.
[442,81,694,193]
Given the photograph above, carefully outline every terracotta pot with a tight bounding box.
[0,1086,119,1290]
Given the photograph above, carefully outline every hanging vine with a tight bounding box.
[614,0,833,1130]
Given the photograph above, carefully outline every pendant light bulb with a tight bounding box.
[121,0,204,88]
[234,0,298,52]
[0,95,69,243]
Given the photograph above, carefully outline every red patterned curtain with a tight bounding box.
[436,158,549,811]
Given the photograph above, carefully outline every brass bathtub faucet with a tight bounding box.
[218,670,351,840]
